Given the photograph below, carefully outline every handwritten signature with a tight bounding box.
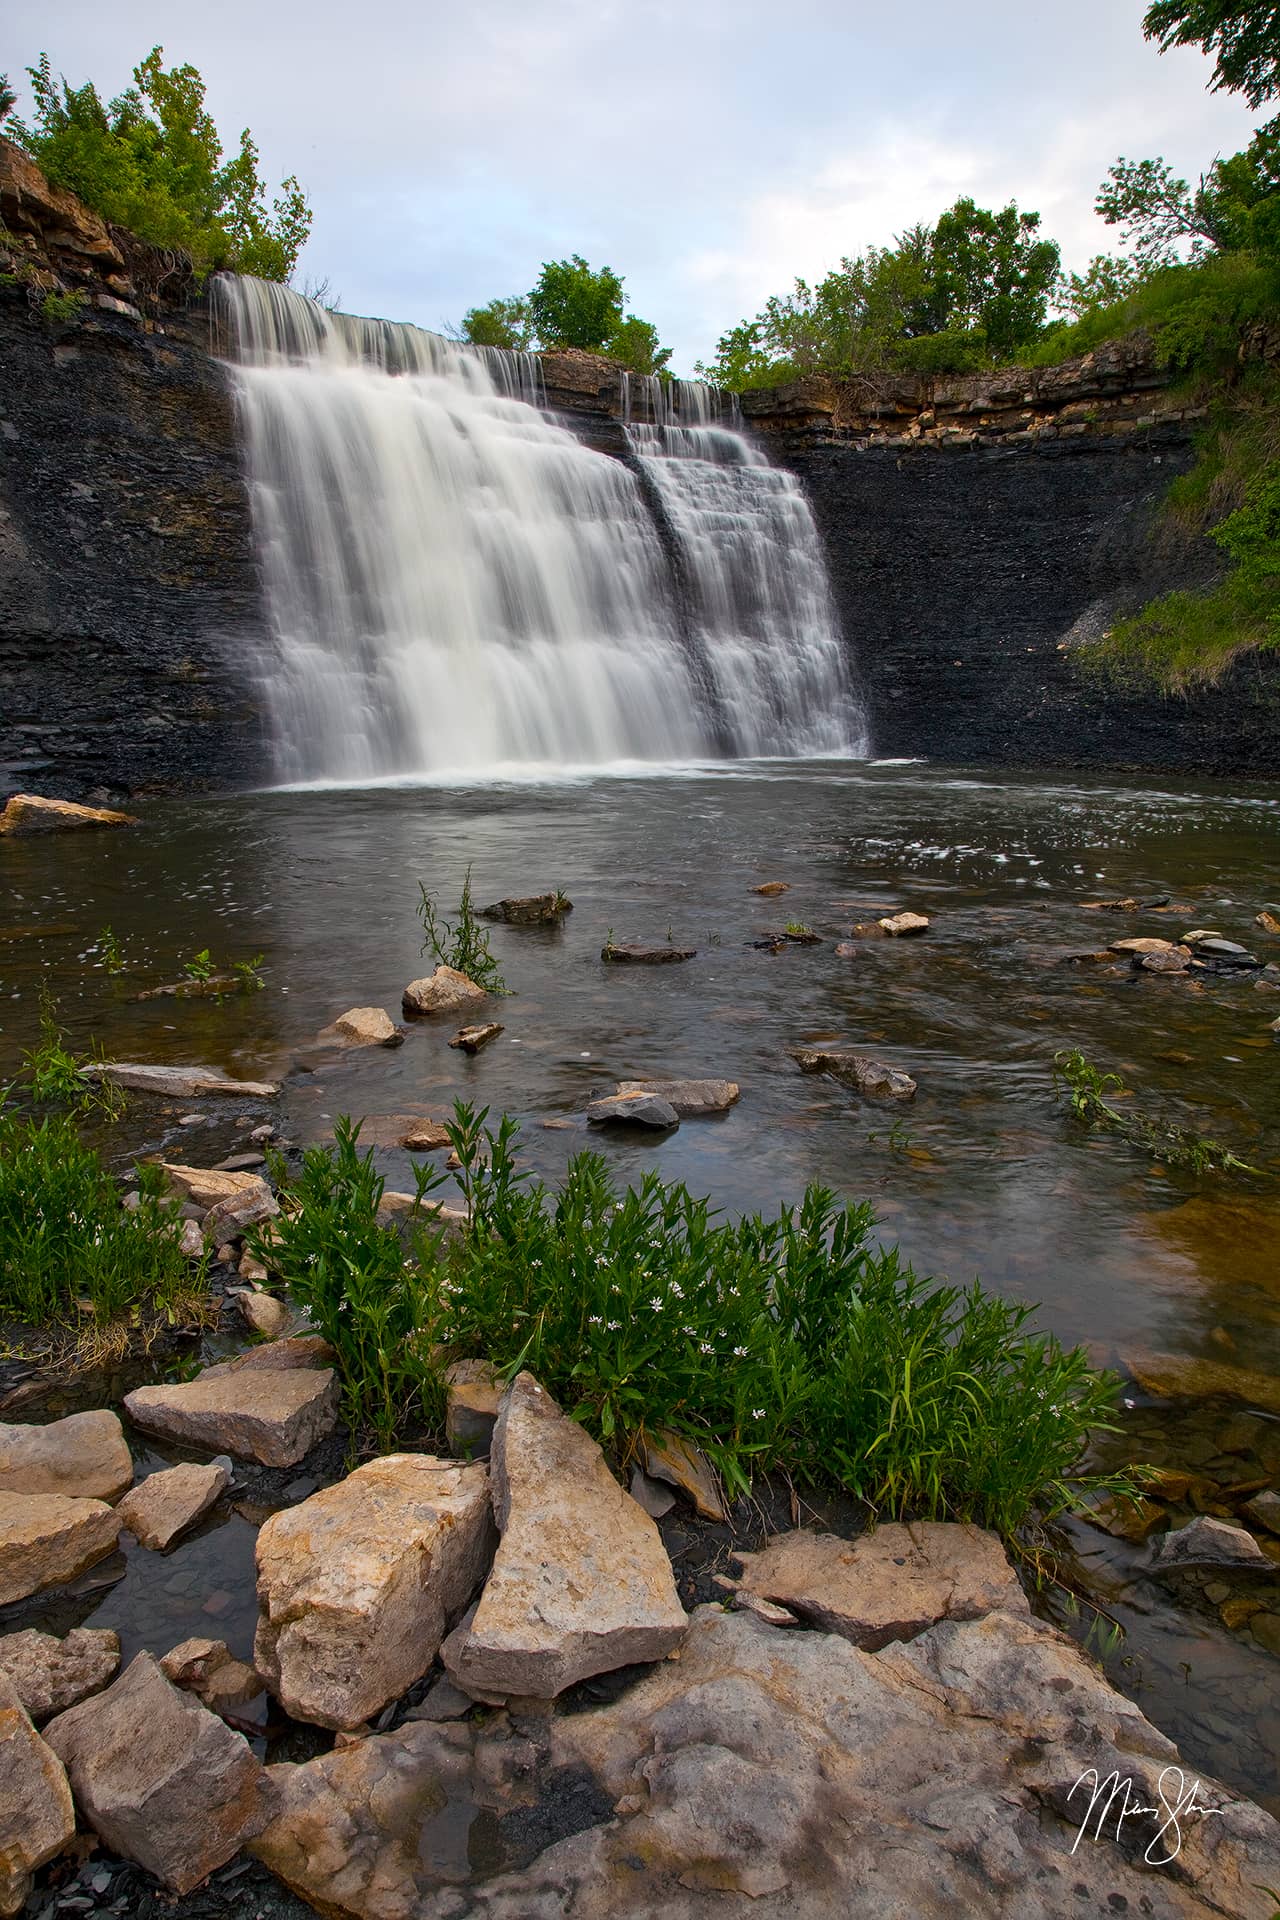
[1067,1766,1224,1867]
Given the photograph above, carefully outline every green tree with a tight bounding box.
[1143,0,1280,110]
[0,74,16,124]
[928,198,1061,359]
[605,312,672,375]
[8,48,311,280]
[527,253,625,349]
[461,295,534,350]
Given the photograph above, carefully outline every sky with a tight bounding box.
[4,0,1261,372]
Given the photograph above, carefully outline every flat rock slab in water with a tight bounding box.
[124,1348,339,1468]
[1151,1515,1272,1575]
[879,911,930,936]
[615,1078,740,1115]
[0,1409,134,1503]
[790,1046,917,1099]
[135,976,242,1001]
[0,792,139,835]
[0,1491,121,1605]
[450,1022,504,1053]
[116,1461,230,1552]
[586,1091,680,1129]
[1123,1348,1280,1418]
[85,1063,280,1099]
[1193,938,1260,968]
[601,943,696,964]
[480,894,570,924]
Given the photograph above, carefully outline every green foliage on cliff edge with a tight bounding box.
[462,254,672,376]
[7,48,311,282]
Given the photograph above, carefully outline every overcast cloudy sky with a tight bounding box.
[5,0,1259,370]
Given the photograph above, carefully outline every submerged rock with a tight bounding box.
[586,1090,680,1129]
[0,1628,119,1723]
[0,1409,133,1503]
[0,1492,121,1605]
[255,1454,494,1731]
[0,1674,75,1918]
[751,880,791,895]
[790,1046,917,1099]
[1124,1348,1280,1418]
[116,1460,229,1551]
[0,792,139,835]
[402,966,487,1016]
[84,1062,280,1099]
[445,1360,504,1459]
[615,1078,740,1114]
[1151,1515,1272,1575]
[729,1523,1027,1650]
[317,1006,405,1048]
[124,1346,339,1467]
[443,1373,686,1701]
[1242,1490,1280,1537]
[601,942,696,964]
[450,1022,504,1053]
[480,893,569,924]
[44,1652,276,1895]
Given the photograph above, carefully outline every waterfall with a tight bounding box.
[213,276,864,782]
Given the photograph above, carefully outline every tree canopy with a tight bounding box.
[1143,0,1280,110]
[6,49,312,281]
[461,254,671,375]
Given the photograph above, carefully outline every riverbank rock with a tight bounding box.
[255,1454,495,1731]
[0,1675,75,1918]
[443,1373,685,1701]
[790,1046,917,1099]
[124,1345,338,1467]
[402,966,487,1016]
[318,1006,404,1049]
[0,1492,121,1605]
[480,894,569,924]
[601,942,696,964]
[0,1409,133,1503]
[642,1431,725,1521]
[84,1063,280,1099]
[1123,1349,1280,1418]
[879,911,929,936]
[160,1638,264,1714]
[0,1628,119,1723]
[450,1022,504,1053]
[0,793,139,835]
[1110,936,1188,958]
[1135,948,1190,973]
[1258,910,1280,936]
[1243,1490,1280,1536]
[202,1181,279,1244]
[729,1524,1028,1650]
[43,1652,276,1895]
[445,1360,504,1458]
[586,1090,680,1129]
[1151,1515,1272,1575]
[616,1078,740,1114]
[237,1287,294,1337]
[158,1163,266,1211]
[400,1118,453,1150]
[116,1460,229,1551]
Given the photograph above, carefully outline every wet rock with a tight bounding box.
[124,1348,339,1468]
[600,942,696,964]
[1084,1493,1164,1542]
[1257,910,1280,936]
[480,893,569,924]
[879,911,929,936]
[0,1409,133,1503]
[1081,896,1142,911]
[1136,948,1191,974]
[850,921,889,938]
[629,1467,676,1519]
[443,1373,685,1701]
[402,966,487,1016]
[834,941,860,957]
[450,1022,504,1053]
[160,1638,264,1712]
[1242,1489,1280,1536]
[1124,1349,1280,1418]
[1151,1515,1272,1574]
[1251,1612,1280,1656]
[159,1164,270,1212]
[237,1288,293,1338]
[729,1523,1027,1650]
[255,1454,494,1731]
[0,792,139,835]
[1194,938,1261,969]
[1109,936,1189,959]
[0,1628,119,1722]
[317,1006,405,1048]
[641,1431,725,1521]
[1181,928,1223,945]
[0,1674,75,1918]
[445,1360,504,1459]
[615,1078,740,1115]
[203,1182,280,1244]
[43,1651,276,1895]
[116,1460,229,1551]
[399,1118,453,1151]
[0,1492,121,1605]
[84,1063,280,1099]
[586,1090,680,1129]
[790,1046,916,1099]
[751,880,791,895]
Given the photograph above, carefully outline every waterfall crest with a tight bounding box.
[213,276,865,782]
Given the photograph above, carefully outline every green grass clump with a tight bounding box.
[416,866,506,993]
[260,1101,1131,1535]
[1081,570,1280,693]
[0,1109,204,1327]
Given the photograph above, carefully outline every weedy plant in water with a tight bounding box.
[96,926,126,976]
[232,953,267,992]
[184,947,217,983]
[19,995,126,1122]
[417,866,506,993]
[262,1100,1136,1535]
[1053,1049,1265,1176]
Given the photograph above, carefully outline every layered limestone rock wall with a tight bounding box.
[0,138,265,799]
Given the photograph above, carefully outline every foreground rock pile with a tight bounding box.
[2,1354,1280,1918]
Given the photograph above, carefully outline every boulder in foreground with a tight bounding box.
[443,1373,685,1700]
[124,1347,338,1467]
[402,966,487,1016]
[0,1492,121,1605]
[0,1627,120,1723]
[0,1675,75,1918]
[43,1652,276,1895]
[255,1453,494,1731]
[0,793,139,835]
[0,1409,133,1503]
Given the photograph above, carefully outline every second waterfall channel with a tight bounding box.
[214,276,865,783]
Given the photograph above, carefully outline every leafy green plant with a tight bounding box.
[0,1107,201,1326]
[1053,1048,1264,1174]
[40,287,85,324]
[416,866,506,993]
[183,947,216,983]
[96,925,125,976]
[232,952,266,992]
[19,994,125,1121]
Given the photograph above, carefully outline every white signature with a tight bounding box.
[1067,1766,1225,1867]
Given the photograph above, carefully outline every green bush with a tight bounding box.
[262,1103,1130,1535]
[0,1109,202,1326]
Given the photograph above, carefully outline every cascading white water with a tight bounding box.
[213,276,864,782]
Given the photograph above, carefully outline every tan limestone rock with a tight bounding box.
[255,1454,495,1730]
[879,911,930,936]
[0,1628,119,1722]
[443,1373,686,1701]
[730,1523,1028,1650]
[0,1409,133,1503]
[0,1492,121,1605]
[445,1360,504,1458]
[157,1163,267,1210]
[0,1675,75,1918]
[450,1022,504,1053]
[1124,1349,1280,1418]
[318,1006,404,1048]
[402,967,487,1016]
[202,1182,280,1244]
[237,1288,293,1337]
[642,1431,726,1521]
[85,1062,280,1099]
[161,1638,264,1712]
[615,1078,740,1114]
[400,1118,453,1151]
[124,1357,338,1468]
[752,881,791,895]
[116,1460,230,1551]
[43,1652,276,1894]
[0,793,139,835]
